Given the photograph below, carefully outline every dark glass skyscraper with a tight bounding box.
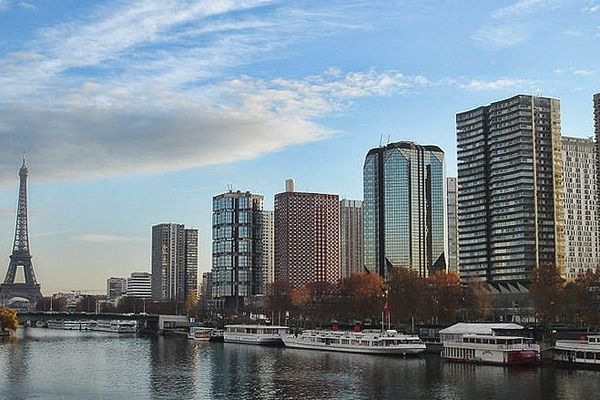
[456,95,564,286]
[211,191,264,309]
[363,142,446,278]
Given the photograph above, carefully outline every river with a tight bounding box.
[1,328,600,399]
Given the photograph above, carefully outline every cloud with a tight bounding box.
[460,78,528,91]
[75,233,145,243]
[585,4,600,13]
[562,30,582,36]
[474,0,564,47]
[0,0,8,11]
[572,69,595,76]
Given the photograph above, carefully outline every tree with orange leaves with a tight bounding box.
[425,270,462,324]
[338,272,386,321]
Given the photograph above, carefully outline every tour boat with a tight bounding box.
[47,320,90,330]
[92,320,137,334]
[282,329,426,355]
[554,335,600,366]
[441,334,540,365]
[223,325,288,345]
[188,326,215,341]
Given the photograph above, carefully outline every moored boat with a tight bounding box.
[282,329,426,355]
[47,320,87,330]
[442,334,540,365]
[92,320,137,334]
[554,335,600,367]
[223,325,288,345]
[188,327,215,341]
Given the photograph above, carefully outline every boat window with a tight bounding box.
[577,351,584,359]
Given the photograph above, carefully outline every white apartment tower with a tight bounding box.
[562,136,599,278]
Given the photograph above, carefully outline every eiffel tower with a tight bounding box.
[0,157,42,309]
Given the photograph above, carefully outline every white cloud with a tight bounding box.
[460,78,528,91]
[585,4,600,13]
[474,0,564,47]
[76,234,144,243]
[572,68,595,76]
[0,0,9,11]
[562,30,582,36]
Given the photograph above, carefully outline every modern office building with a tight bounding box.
[126,272,152,298]
[447,177,459,274]
[106,277,127,300]
[562,137,599,278]
[151,223,198,302]
[340,199,364,278]
[363,141,446,278]
[261,210,275,293]
[456,95,564,287]
[211,191,264,309]
[274,182,340,288]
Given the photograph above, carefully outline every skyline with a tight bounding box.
[1,0,600,293]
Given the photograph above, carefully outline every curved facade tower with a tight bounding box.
[363,141,447,278]
[0,157,42,309]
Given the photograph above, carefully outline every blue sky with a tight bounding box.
[0,0,599,293]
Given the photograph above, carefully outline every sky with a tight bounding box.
[0,0,599,294]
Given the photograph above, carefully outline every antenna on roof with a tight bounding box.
[379,134,383,147]
[227,183,233,192]
[387,134,391,145]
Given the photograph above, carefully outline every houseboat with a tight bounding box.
[223,325,288,345]
[554,335,600,367]
[440,323,539,366]
[282,329,426,355]
[92,320,137,334]
[188,327,215,341]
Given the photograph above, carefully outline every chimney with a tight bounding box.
[285,178,296,192]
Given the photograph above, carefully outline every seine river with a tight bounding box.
[2,328,600,400]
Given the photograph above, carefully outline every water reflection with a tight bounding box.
[2,330,600,400]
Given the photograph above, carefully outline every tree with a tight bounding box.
[425,271,462,324]
[266,281,294,321]
[0,307,19,334]
[338,272,385,322]
[462,281,492,321]
[388,267,426,323]
[570,270,600,326]
[530,262,563,324]
[186,293,199,317]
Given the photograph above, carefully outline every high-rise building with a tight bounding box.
[106,277,127,300]
[456,95,564,287]
[261,210,275,293]
[562,137,599,278]
[340,199,363,278]
[595,93,600,219]
[275,183,340,288]
[151,224,198,302]
[211,191,264,309]
[363,142,446,278]
[126,272,152,298]
[447,177,459,274]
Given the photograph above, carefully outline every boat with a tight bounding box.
[209,329,224,342]
[47,320,88,330]
[282,329,426,355]
[92,320,137,334]
[554,335,600,367]
[223,325,288,345]
[188,326,215,341]
[441,334,540,365]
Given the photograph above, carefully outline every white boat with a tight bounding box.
[223,325,288,345]
[188,327,215,341]
[282,329,426,355]
[92,320,137,334]
[554,335,600,366]
[442,334,540,365]
[47,320,86,330]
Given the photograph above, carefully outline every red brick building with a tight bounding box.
[274,188,340,288]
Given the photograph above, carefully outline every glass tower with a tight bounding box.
[363,142,447,278]
[211,190,264,309]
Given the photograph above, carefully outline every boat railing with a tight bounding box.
[447,341,539,351]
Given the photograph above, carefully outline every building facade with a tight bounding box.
[274,185,340,288]
[261,210,275,293]
[106,277,127,300]
[363,142,446,278]
[126,272,152,298]
[447,177,459,274]
[211,191,264,309]
[151,223,198,302]
[456,95,564,287]
[340,199,364,278]
[562,137,599,278]
[595,93,600,219]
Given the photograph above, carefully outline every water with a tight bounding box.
[1,329,600,400]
